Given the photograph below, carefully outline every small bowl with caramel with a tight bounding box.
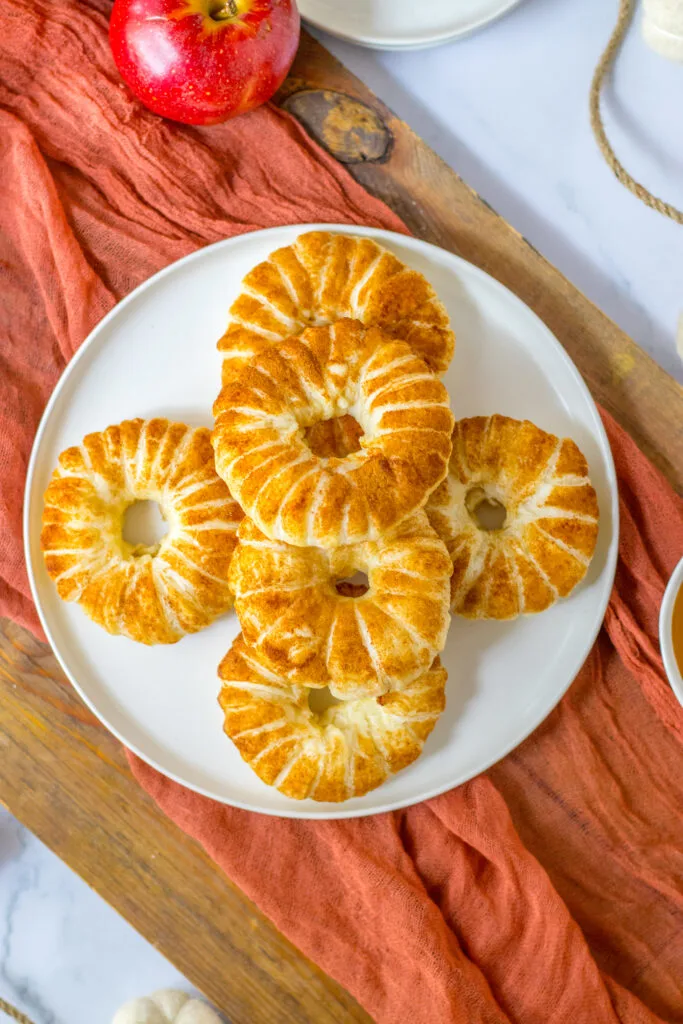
[660,556,683,706]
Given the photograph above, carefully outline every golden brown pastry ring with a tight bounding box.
[212,319,454,549]
[41,418,243,644]
[218,635,447,803]
[426,415,600,619]
[229,512,452,699]
[218,230,455,376]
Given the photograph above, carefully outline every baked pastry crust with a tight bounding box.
[229,512,452,698]
[41,418,243,644]
[218,230,455,375]
[218,634,447,802]
[212,319,454,548]
[426,415,600,619]
[304,413,364,459]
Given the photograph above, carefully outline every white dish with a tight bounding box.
[299,0,524,50]
[25,224,619,820]
[660,556,683,707]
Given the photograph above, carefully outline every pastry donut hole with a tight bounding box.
[426,415,600,619]
[304,413,365,460]
[218,230,455,376]
[212,319,454,549]
[218,635,447,802]
[229,512,452,699]
[41,418,243,644]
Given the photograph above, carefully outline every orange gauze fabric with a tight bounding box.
[2,2,683,1022]
[133,426,683,1024]
[0,0,406,635]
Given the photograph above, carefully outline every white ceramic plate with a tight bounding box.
[660,556,683,707]
[299,0,524,50]
[25,224,619,820]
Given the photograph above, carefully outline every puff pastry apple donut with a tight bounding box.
[218,230,454,376]
[229,512,452,698]
[41,418,243,644]
[218,635,447,802]
[213,319,453,549]
[426,415,599,619]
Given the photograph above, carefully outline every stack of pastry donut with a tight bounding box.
[41,230,600,804]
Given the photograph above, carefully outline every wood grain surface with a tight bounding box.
[0,620,371,1024]
[279,33,683,492]
[2,27,683,1024]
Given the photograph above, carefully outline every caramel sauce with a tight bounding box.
[672,584,683,677]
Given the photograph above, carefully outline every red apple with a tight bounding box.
[109,0,300,125]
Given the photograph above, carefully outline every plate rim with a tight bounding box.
[24,222,620,820]
[300,0,525,50]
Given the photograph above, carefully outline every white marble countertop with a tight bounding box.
[314,0,683,384]
[0,808,192,1024]
[2,4,682,1023]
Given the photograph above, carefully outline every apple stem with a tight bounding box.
[209,0,238,19]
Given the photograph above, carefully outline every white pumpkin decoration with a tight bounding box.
[113,989,223,1024]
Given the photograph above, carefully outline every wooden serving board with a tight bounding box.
[2,29,682,1024]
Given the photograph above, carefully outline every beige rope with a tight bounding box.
[0,997,36,1024]
[589,0,683,223]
